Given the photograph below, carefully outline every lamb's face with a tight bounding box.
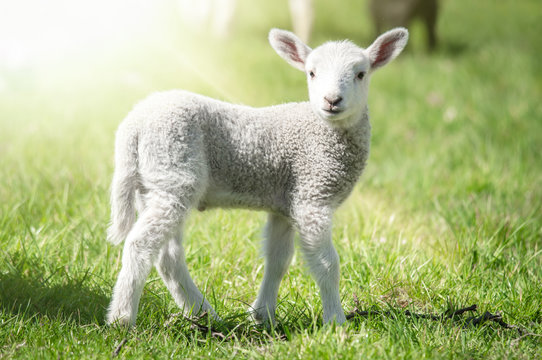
[269,27,408,127]
[305,42,370,126]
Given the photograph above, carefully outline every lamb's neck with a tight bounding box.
[329,107,371,141]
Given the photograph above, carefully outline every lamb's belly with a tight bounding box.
[197,187,274,212]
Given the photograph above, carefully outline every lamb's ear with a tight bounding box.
[269,28,312,71]
[367,28,409,70]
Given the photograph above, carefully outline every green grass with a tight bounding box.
[1,0,541,358]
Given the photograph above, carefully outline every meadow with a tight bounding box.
[1,0,541,358]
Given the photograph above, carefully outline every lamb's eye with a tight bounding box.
[357,71,365,80]
[309,71,315,78]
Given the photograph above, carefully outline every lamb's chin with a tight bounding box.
[316,109,357,127]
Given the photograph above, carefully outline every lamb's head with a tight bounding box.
[269,28,408,127]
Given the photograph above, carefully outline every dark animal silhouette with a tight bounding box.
[370,0,438,51]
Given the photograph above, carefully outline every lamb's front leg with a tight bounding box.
[295,206,346,324]
[251,213,295,325]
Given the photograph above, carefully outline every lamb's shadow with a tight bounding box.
[167,300,527,345]
[0,267,110,325]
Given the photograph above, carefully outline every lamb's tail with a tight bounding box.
[107,123,139,245]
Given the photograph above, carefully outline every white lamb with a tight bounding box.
[106,27,409,327]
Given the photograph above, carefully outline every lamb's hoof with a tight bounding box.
[249,303,276,328]
[106,314,133,328]
[322,311,347,325]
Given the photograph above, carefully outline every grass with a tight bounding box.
[1,0,541,358]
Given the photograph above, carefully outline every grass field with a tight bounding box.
[1,0,541,358]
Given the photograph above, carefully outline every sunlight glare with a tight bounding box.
[0,0,162,69]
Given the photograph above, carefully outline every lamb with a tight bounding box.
[106,27,409,327]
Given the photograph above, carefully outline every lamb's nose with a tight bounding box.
[324,96,343,106]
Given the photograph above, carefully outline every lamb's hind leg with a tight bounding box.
[107,192,187,327]
[251,213,295,325]
[156,232,219,319]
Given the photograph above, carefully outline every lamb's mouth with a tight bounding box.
[323,108,342,115]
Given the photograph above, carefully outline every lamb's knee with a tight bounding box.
[305,244,340,284]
